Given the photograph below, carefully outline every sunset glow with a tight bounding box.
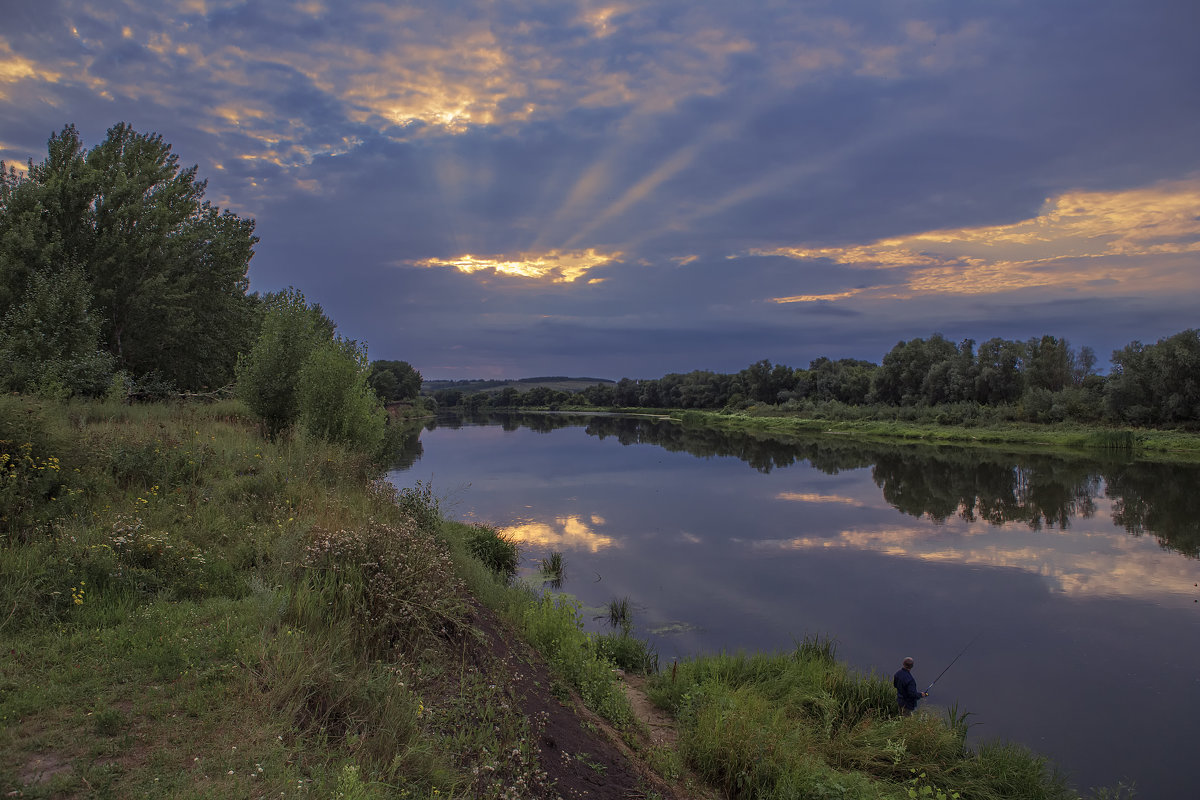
[413,249,622,284]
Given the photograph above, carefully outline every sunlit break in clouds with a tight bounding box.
[759,179,1200,304]
[2,0,1197,376]
[413,249,621,284]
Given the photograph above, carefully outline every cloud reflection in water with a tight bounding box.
[500,513,616,552]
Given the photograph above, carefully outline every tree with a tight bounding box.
[367,360,422,402]
[803,357,877,404]
[1025,335,1072,392]
[873,334,958,405]
[0,264,115,396]
[975,338,1025,405]
[235,289,335,436]
[739,359,795,404]
[298,338,386,453]
[0,123,258,389]
[1106,330,1200,424]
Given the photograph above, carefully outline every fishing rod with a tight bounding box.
[924,631,982,694]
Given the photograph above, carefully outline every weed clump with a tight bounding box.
[299,520,466,659]
[463,524,519,583]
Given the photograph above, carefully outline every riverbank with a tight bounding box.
[611,407,1200,461]
[1,397,1108,798]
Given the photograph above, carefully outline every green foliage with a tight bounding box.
[607,595,632,630]
[1106,329,1200,424]
[298,338,387,453]
[520,593,634,727]
[0,396,83,542]
[0,123,257,389]
[464,524,519,582]
[367,359,423,402]
[648,643,1075,800]
[0,264,115,397]
[0,399,555,798]
[236,287,334,436]
[595,630,658,674]
[540,550,565,585]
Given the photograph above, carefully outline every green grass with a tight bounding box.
[647,640,1076,800]
[670,408,1200,461]
[539,550,565,585]
[0,396,547,799]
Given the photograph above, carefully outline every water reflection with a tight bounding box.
[746,521,1200,605]
[423,412,1200,559]
[500,514,617,552]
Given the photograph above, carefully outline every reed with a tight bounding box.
[607,595,632,630]
[540,550,565,586]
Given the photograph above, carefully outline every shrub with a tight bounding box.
[236,288,331,436]
[595,631,658,674]
[297,338,386,455]
[0,264,115,397]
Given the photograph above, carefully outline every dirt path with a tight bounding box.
[465,599,719,800]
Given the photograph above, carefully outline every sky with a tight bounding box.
[2,0,1198,380]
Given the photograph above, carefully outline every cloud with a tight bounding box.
[412,248,622,284]
[751,178,1200,303]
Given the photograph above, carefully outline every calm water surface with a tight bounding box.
[388,413,1200,799]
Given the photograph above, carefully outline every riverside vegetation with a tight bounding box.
[1,395,1122,799]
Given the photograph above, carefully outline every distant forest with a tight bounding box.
[429,330,1200,427]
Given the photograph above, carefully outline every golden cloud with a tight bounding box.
[758,178,1200,303]
[413,248,621,283]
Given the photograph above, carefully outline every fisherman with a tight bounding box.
[893,656,928,716]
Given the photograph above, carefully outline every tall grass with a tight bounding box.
[647,640,1076,800]
[0,397,541,798]
[540,550,565,586]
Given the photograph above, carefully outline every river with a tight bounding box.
[388,412,1200,798]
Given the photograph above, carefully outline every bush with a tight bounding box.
[0,264,115,397]
[297,339,387,455]
[236,288,331,436]
[595,631,658,674]
[0,396,82,542]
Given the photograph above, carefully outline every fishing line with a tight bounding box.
[924,630,983,694]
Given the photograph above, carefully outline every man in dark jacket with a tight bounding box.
[893,656,927,715]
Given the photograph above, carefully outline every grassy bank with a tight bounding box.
[646,642,1092,800]
[660,408,1200,461]
[1,396,1113,799]
[0,395,643,798]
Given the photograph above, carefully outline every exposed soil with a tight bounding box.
[464,598,696,800]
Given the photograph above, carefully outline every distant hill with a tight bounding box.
[422,376,614,395]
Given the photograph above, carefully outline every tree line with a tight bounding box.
[433,330,1200,426]
[0,123,420,457]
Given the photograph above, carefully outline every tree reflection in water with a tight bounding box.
[423,412,1200,559]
